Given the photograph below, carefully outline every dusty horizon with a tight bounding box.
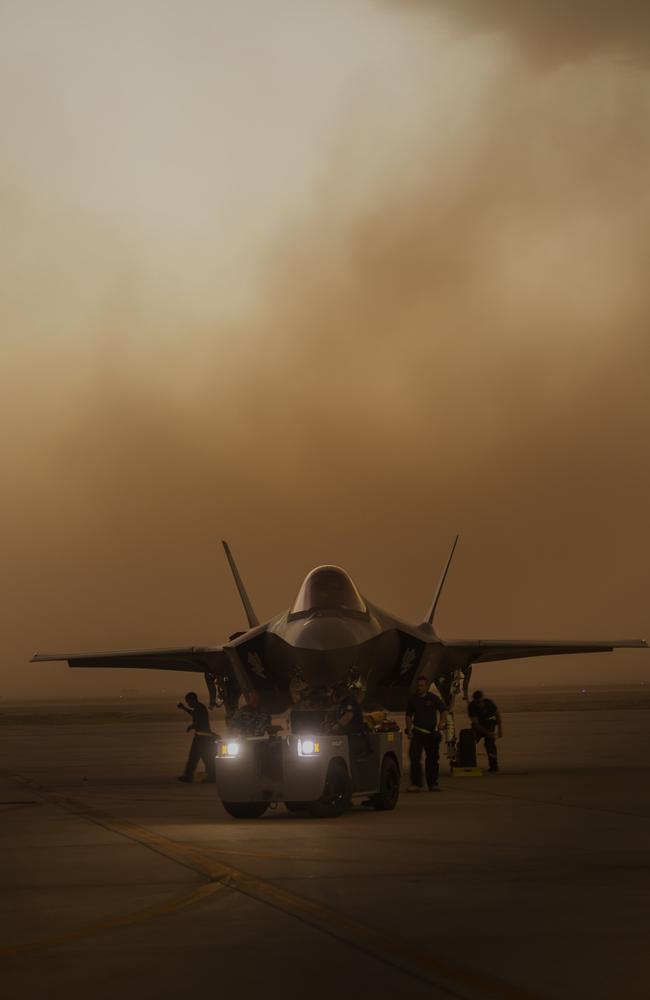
[2,1,649,699]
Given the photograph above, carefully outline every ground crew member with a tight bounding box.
[177,692,217,783]
[334,689,368,807]
[334,689,366,759]
[230,688,272,737]
[405,676,447,791]
[468,690,502,772]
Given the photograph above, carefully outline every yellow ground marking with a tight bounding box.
[5,773,542,1000]
[0,882,224,959]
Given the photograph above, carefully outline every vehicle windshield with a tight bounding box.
[290,566,367,616]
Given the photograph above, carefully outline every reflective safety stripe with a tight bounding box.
[195,731,215,737]
[413,725,433,735]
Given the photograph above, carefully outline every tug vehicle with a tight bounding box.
[215,713,402,819]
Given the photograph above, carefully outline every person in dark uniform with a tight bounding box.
[468,690,502,772]
[177,692,218,783]
[405,676,447,792]
[333,689,368,805]
[230,688,272,737]
[334,690,366,759]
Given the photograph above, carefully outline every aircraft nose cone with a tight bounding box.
[296,617,359,651]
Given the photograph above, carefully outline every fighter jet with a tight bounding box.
[32,538,647,715]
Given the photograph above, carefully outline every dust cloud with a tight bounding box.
[425,0,650,66]
[2,2,649,699]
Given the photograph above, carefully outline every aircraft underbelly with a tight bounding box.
[236,630,402,712]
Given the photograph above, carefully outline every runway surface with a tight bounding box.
[1,688,649,999]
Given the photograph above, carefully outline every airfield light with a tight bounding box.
[219,741,241,758]
[298,738,321,757]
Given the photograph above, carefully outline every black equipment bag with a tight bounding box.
[457,727,477,767]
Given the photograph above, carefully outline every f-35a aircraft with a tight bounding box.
[32,538,647,716]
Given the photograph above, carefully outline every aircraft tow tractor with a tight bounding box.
[214,714,402,819]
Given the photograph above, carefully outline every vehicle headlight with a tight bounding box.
[298,738,321,757]
[219,741,241,758]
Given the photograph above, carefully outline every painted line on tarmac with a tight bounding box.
[6,773,542,1000]
[0,882,224,959]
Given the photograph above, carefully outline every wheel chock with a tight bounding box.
[451,766,483,777]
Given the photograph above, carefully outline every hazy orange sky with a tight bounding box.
[2,1,649,699]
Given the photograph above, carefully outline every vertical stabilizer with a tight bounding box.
[425,535,459,626]
[222,540,259,628]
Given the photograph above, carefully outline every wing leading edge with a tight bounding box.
[442,638,647,665]
[31,646,229,674]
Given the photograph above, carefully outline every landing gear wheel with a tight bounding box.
[308,761,350,818]
[447,741,457,775]
[222,801,268,819]
[370,755,400,811]
[284,801,309,814]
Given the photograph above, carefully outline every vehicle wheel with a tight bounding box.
[284,801,309,813]
[308,761,350,818]
[370,755,400,811]
[222,801,268,819]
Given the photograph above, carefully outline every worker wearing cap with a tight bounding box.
[405,676,447,791]
[177,692,217,783]
[468,690,502,772]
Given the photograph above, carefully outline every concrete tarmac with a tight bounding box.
[1,689,649,1000]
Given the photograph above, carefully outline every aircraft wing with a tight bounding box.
[442,638,647,664]
[31,646,229,674]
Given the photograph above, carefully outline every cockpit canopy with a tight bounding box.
[290,565,367,617]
